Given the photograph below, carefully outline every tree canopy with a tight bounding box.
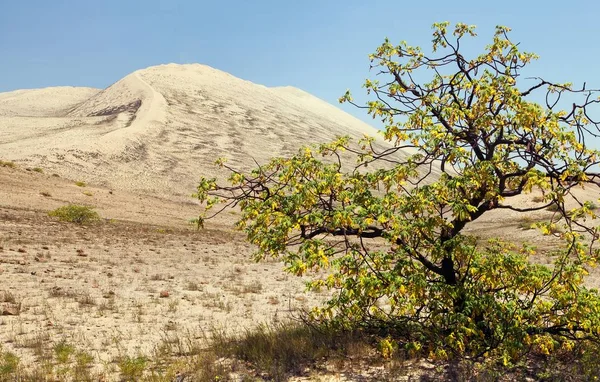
[196,23,600,372]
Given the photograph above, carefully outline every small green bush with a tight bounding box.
[74,181,87,187]
[118,356,147,381]
[54,341,75,364]
[48,205,100,224]
[0,160,16,168]
[32,167,43,173]
[0,348,20,377]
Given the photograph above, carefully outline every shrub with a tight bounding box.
[0,348,20,377]
[48,205,100,224]
[118,356,147,381]
[0,160,16,168]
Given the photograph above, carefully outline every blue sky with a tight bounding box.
[1,0,599,125]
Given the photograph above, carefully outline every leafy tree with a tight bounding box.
[196,23,600,370]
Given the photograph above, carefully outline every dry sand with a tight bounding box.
[0,63,403,199]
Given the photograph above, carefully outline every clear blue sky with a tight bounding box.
[1,0,599,125]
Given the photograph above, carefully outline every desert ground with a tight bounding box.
[1,64,599,381]
[1,164,341,380]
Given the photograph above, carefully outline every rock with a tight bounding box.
[159,290,170,298]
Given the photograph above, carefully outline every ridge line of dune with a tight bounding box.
[130,71,167,131]
[0,63,413,197]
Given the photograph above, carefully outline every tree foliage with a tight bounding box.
[196,23,600,369]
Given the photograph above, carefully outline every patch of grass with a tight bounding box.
[82,191,93,197]
[211,322,368,380]
[74,180,87,187]
[0,160,16,168]
[73,351,94,381]
[48,205,100,224]
[16,331,50,358]
[54,340,75,364]
[0,347,20,377]
[517,216,537,230]
[77,293,96,307]
[184,281,203,291]
[32,167,43,173]
[49,287,78,299]
[118,356,147,381]
[0,291,17,304]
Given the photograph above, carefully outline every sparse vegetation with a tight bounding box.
[76,293,96,307]
[117,356,147,381]
[517,216,537,230]
[0,347,20,377]
[74,180,87,187]
[54,340,75,364]
[0,291,17,304]
[48,204,100,224]
[32,167,43,173]
[0,160,16,168]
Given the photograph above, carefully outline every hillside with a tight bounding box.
[0,64,398,198]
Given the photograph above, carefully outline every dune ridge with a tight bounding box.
[0,63,395,198]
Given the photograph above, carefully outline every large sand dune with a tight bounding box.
[0,64,396,198]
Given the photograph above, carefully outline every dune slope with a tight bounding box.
[0,64,398,198]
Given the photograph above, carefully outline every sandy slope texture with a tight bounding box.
[0,63,406,200]
[0,87,99,117]
[0,165,325,375]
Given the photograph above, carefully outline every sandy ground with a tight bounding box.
[0,165,325,374]
[2,161,600,380]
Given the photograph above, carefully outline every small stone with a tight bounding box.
[159,291,170,298]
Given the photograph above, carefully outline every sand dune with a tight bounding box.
[0,64,397,199]
[0,87,99,117]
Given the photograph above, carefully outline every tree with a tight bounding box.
[196,23,600,369]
